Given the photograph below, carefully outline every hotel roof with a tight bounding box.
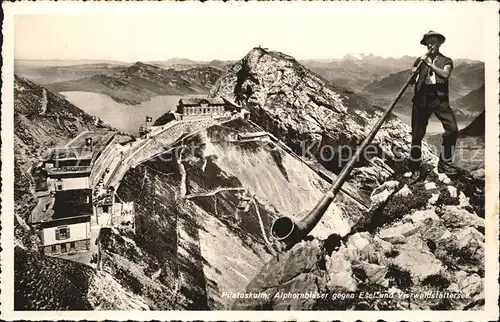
[53,189,93,220]
[29,189,93,224]
[46,131,115,162]
[179,97,225,106]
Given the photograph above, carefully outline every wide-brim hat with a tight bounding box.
[420,30,446,45]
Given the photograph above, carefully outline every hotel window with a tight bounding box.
[51,245,57,252]
[70,242,76,249]
[56,227,70,240]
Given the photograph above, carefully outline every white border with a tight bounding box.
[1,1,499,321]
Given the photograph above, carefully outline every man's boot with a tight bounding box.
[438,158,457,176]
[438,142,458,176]
[408,142,423,183]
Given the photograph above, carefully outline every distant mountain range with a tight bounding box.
[299,55,417,93]
[361,61,484,117]
[453,84,485,118]
[14,61,126,85]
[300,54,482,94]
[459,109,485,137]
[43,62,224,105]
[147,58,235,71]
[15,54,484,112]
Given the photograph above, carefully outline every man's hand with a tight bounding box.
[419,55,432,66]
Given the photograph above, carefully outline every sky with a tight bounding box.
[14,2,491,62]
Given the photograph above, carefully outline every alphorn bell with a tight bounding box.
[270,47,433,249]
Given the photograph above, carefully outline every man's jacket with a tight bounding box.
[412,53,453,100]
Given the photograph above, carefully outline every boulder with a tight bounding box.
[427,193,440,206]
[373,236,394,254]
[378,222,418,244]
[447,186,458,198]
[393,235,444,281]
[454,227,484,263]
[357,262,389,287]
[415,220,452,243]
[325,253,357,292]
[459,274,483,298]
[410,209,441,225]
[367,180,400,208]
[447,282,459,293]
[345,232,379,263]
[471,169,485,180]
[436,172,451,183]
[394,184,412,198]
[439,206,484,230]
[458,191,471,209]
[232,240,323,310]
[424,182,437,190]
[454,270,468,285]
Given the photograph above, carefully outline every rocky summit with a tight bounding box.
[210,47,437,181]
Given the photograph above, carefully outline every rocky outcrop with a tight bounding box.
[232,171,484,310]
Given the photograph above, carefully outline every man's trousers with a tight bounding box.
[409,84,459,171]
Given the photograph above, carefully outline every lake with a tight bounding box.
[60,91,183,134]
[393,112,469,136]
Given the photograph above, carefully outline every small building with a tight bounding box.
[111,201,136,232]
[95,191,114,215]
[241,108,251,120]
[30,189,93,255]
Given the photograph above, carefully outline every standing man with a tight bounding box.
[409,30,458,180]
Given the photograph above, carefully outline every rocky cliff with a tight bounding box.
[45,62,224,105]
